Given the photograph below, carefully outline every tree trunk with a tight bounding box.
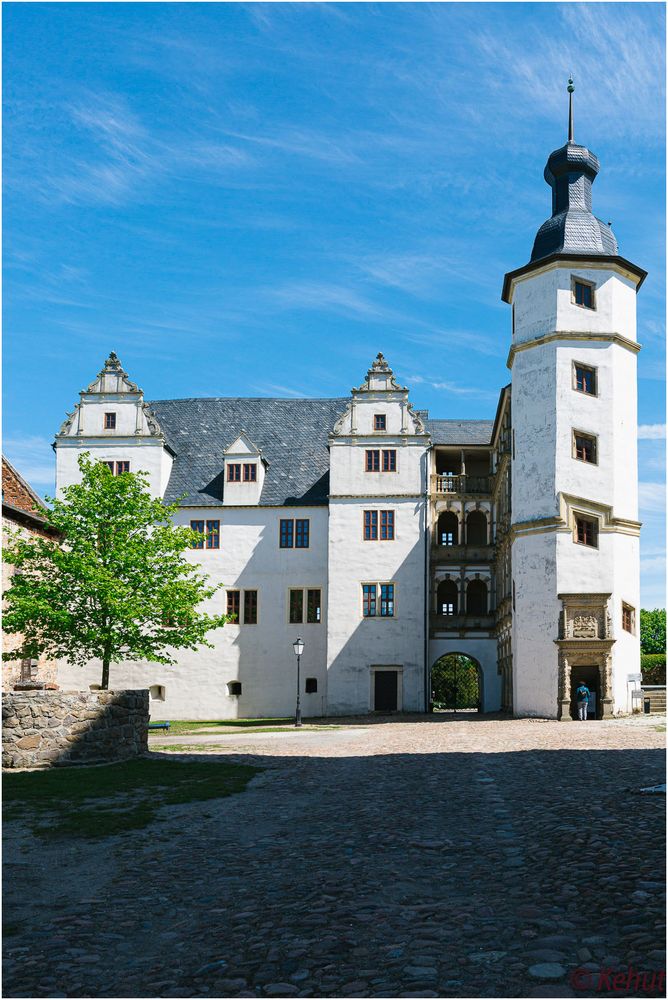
[101,658,110,690]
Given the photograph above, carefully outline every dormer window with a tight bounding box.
[573,278,595,310]
[243,463,257,482]
[104,412,116,429]
[227,464,242,482]
[374,414,386,431]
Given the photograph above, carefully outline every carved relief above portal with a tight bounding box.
[558,593,612,640]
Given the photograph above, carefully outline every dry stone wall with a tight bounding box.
[2,690,149,769]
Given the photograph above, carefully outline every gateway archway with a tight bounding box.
[431,653,482,713]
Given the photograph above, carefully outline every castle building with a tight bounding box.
[54,101,646,720]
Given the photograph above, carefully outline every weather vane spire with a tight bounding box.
[567,76,575,143]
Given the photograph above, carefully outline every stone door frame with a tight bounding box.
[556,640,615,720]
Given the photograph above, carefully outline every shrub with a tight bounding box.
[641,653,666,686]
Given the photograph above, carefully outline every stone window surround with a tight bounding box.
[286,586,323,625]
[361,581,396,619]
[571,274,597,310]
[572,360,599,397]
[572,428,599,465]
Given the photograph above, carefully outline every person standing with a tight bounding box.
[576,681,590,721]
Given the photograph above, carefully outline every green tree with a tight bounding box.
[640,608,666,655]
[3,455,229,689]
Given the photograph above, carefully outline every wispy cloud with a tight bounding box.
[265,281,389,320]
[639,481,666,514]
[638,424,666,439]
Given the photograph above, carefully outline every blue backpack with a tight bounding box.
[576,685,590,703]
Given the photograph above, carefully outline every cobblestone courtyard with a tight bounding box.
[3,715,665,998]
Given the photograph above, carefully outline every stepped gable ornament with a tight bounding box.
[57,409,76,436]
[354,352,407,393]
[86,351,141,394]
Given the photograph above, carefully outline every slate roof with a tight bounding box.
[530,140,618,262]
[147,399,495,507]
[425,420,494,446]
[148,398,348,507]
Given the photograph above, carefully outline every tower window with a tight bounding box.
[622,603,635,634]
[104,412,116,429]
[574,515,598,548]
[574,363,597,396]
[374,414,386,430]
[573,431,597,464]
[572,278,595,310]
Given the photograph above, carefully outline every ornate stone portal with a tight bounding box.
[556,593,614,720]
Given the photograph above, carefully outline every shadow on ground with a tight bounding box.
[3,742,665,999]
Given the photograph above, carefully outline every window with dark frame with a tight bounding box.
[362,584,377,617]
[622,603,635,633]
[102,460,115,473]
[307,589,321,624]
[190,520,205,549]
[574,363,597,395]
[365,449,380,472]
[206,520,220,549]
[116,461,130,475]
[574,279,594,309]
[364,510,378,540]
[380,510,395,540]
[226,590,240,622]
[380,584,395,617]
[227,464,242,482]
[574,432,597,464]
[244,590,258,625]
[280,519,294,548]
[243,463,257,482]
[295,519,310,548]
[441,531,455,546]
[104,412,116,429]
[382,449,397,472]
[374,414,386,430]
[289,589,304,625]
[305,677,318,693]
[575,516,598,547]
[228,681,242,696]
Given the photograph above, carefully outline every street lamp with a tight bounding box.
[293,636,304,728]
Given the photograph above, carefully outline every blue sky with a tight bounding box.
[3,2,665,606]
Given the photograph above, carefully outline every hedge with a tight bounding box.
[641,653,666,686]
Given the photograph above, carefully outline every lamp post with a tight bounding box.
[293,636,304,728]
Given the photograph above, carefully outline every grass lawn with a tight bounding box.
[165,718,294,734]
[162,719,340,735]
[3,757,259,841]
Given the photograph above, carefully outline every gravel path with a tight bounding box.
[3,716,665,998]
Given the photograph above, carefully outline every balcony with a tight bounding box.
[430,613,495,633]
[432,474,491,496]
[431,543,494,563]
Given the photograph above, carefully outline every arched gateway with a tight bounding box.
[431,653,482,712]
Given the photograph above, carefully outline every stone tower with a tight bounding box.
[502,83,647,718]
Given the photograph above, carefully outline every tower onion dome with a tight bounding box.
[530,79,618,262]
